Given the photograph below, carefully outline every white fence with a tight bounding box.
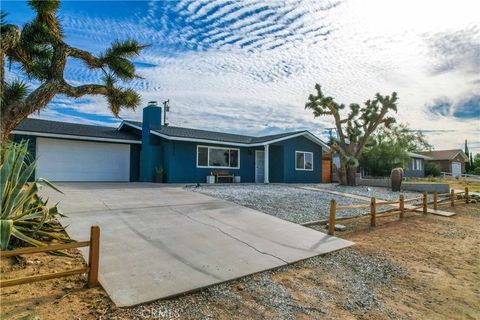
[441,172,480,180]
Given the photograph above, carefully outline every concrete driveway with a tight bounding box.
[41,183,353,307]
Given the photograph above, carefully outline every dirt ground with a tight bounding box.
[1,203,479,320]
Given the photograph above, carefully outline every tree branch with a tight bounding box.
[67,46,104,68]
[59,82,109,97]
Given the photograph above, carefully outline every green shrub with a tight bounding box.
[474,166,480,175]
[0,140,68,250]
[425,162,441,177]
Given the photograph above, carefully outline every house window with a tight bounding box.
[296,151,313,171]
[197,146,240,169]
[416,159,423,170]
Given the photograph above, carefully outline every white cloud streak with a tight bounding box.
[12,0,479,152]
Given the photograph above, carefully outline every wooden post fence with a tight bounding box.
[465,187,469,204]
[0,225,100,288]
[328,199,336,236]
[451,189,455,207]
[370,197,376,227]
[399,194,405,218]
[87,225,100,288]
[433,192,438,210]
[422,192,428,215]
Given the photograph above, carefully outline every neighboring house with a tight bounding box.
[404,152,432,178]
[11,102,330,183]
[418,149,469,178]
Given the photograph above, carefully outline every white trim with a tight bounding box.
[196,145,240,169]
[295,151,314,171]
[151,130,330,150]
[264,144,269,183]
[11,130,141,144]
[118,120,143,131]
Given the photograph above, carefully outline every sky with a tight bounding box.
[3,0,480,153]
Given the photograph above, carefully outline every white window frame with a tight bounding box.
[295,151,314,171]
[416,159,423,171]
[196,145,240,169]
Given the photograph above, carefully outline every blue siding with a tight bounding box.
[269,145,284,183]
[158,135,322,184]
[140,106,163,181]
[130,144,141,182]
[163,140,258,183]
[275,136,322,183]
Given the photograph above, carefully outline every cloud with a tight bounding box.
[426,26,480,75]
[3,0,480,154]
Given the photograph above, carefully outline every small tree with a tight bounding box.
[1,0,146,141]
[359,124,432,176]
[305,84,398,185]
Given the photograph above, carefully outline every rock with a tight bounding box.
[325,224,347,232]
[236,283,245,291]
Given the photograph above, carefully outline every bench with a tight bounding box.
[212,170,235,183]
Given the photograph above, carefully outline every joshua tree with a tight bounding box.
[0,0,146,141]
[305,84,398,186]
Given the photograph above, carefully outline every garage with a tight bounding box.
[36,137,131,182]
[451,162,462,178]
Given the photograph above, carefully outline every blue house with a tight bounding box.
[12,102,330,183]
[404,152,432,178]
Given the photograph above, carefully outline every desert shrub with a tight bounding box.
[0,140,68,250]
[425,162,441,177]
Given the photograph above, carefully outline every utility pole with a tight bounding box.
[163,99,170,126]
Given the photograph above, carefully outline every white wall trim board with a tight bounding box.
[12,130,141,144]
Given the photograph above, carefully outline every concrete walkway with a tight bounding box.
[298,186,456,217]
[40,183,353,307]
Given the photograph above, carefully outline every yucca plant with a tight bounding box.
[0,140,68,250]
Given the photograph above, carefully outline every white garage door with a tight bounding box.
[451,162,461,178]
[36,138,131,182]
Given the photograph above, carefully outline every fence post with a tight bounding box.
[328,199,336,236]
[88,225,100,288]
[422,192,428,214]
[433,192,438,210]
[370,197,376,227]
[450,189,455,207]
[465,187,469,204]
[399,194,404,218]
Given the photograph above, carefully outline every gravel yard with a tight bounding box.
[311,184,424,202]
[187,184,370,224]
[187,184,430,224]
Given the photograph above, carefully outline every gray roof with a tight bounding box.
[123,120,325,146]
[14,118,141,142]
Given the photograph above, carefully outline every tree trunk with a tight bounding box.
[339,163,348,185]
[346,166,357,186]
[338,162,358,186]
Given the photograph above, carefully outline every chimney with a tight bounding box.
[141,100,162,145]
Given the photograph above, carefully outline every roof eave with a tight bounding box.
[150,129,330,150]
[11,130,141,144]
